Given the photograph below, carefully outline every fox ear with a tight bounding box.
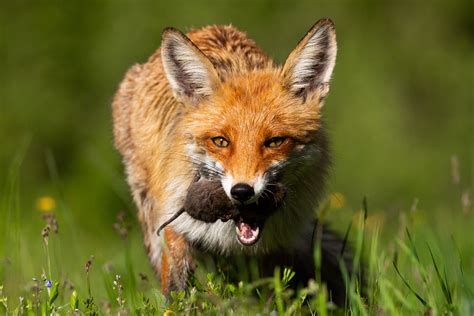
[161,28,219,104]
[282,18,337,106]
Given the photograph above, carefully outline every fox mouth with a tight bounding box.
[234,216,263,246]
[231,184,287,246]
[232,193,282,246]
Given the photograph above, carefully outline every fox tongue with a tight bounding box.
[236,221,260,246]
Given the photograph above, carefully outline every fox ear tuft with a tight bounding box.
[161,28,219,104]
[282,18,337,106]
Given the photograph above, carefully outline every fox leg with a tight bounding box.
[160,227,192,294]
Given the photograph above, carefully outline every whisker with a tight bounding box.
[263,188,278,205]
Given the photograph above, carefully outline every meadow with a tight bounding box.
[1,1,472,314]
[1,149,473,314]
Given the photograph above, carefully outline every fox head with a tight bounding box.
[161,19,336,206]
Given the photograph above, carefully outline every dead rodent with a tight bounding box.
[156,179,286,235]
[182,179,239,223]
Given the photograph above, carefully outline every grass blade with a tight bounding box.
[362,196,368,221]
[340,221,353,258]
[392,260,428,306]
[427,245,452,305]
[451,235,473,299]
[405,229,421,264]
[273,267,284,315]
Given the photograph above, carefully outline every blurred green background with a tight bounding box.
[1,0,472,301]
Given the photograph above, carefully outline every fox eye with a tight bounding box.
[265,137,286,148]
[211,136,230,148]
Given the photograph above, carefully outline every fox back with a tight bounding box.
[113,19,352,302]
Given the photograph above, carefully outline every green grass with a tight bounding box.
[1,148,473,315]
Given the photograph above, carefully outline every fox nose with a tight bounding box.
[231,183,255,202]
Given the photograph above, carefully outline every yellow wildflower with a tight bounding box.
[36,196,56,212]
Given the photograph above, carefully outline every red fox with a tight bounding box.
[113,18,354,303]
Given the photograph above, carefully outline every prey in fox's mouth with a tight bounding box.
[157,178,286,246]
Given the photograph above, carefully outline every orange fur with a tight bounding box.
[183,71,322,184]
[161,228,189,293]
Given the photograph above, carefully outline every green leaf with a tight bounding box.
[282,267,295,287]
[48,282,59,306]
[316,284,328,316]
[70,290,79,311]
